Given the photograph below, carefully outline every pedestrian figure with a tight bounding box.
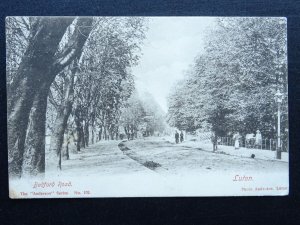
[211,132,217,152]
[245,133,255,148]
[127,130,131,140]
[233,132,241,150]
[255,130,262,148]
[180,131,184,143]
[175,131,179,144]
[131,132,134,140]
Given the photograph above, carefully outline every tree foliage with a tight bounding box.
[167,18,288,144]
[6,16,149,177]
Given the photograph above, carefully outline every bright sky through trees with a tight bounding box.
[133,17,216,112]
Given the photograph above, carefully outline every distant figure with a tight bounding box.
[131,132,134,140]
[175,131,179,144]
[210,132,217,152]
[233,132,241,150]
[142,131,147,138]
[180,131,184,143]
[255,130,262,148]
[245,133,255,148]
[127,131,131,140]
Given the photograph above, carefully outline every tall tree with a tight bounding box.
[167,18,287,144]
[8,17,93,177]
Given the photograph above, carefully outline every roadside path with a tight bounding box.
[59,140,158,177]
[123,137,288,175]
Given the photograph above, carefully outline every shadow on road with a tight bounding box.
[118,141,163,172]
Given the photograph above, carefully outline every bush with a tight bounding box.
[143,161,161,169]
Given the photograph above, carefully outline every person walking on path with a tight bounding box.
[175,131,179,144]
[233,132,241,150]
[255,130,262,148]
[180,131,184,143]
[211,132,217,152]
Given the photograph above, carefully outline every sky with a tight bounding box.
[132,17,216,112]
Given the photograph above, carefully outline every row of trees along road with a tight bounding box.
[167,18,288,149]
[120,91,166,138]
[6,17,149,178]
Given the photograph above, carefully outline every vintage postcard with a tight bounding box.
[6,16,288,198]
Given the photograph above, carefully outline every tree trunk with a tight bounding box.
[80,125,85,148]
[110,130,114,140]
[98,126,102,141]
[91,128,94,144]
[62,132,70,160]
[84,121,89,147]
[124,126,128,139]
[8,18,74,178]
[8,17,93,178]
[116,127,119,140]
[76,127,81,152]
[64,145,70,160]
[91,116,95,144]
[134,127,138,138]
[104,126,107,140]
[48,67,75,170]
[8,81,32,177]
[74,106,82,152]
[22,84,49,177]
